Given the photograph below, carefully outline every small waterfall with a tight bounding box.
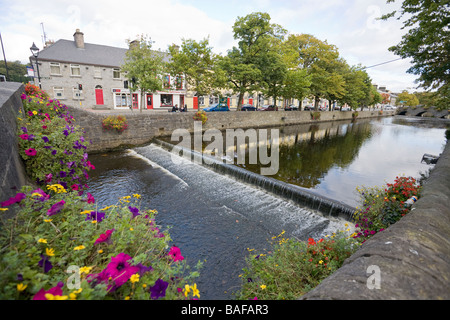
[153,138,356,221]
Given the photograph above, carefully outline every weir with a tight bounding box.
[152,138,357,221]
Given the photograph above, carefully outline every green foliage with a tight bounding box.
[235,229,359,300]
[0,60,30,83]
[310,111,321,120]
[192,111,208,124]
[396,91,419,107]
[381,0,449,108]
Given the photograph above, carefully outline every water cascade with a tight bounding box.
[152,138,357,221]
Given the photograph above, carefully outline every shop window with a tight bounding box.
[161,94,173,107]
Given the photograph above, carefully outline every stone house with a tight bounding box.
[29,29,187,111]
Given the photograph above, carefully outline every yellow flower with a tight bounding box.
[45,293,68,300]
[142,284,147,288]
[17,283,27,292]
[260,285,267,290]
[0,208,9,211]
[69,293,77,300]
[184,284,191,297]
[32,110,37,115]
[129,228,133,231]
[191,283,200,298]
[91,220,97,224]
[133,194,141,199]
[44,219,52,223]
[124,296,130,300]
[130,274,140,283]
[319,260,324,264]
[80,266,92,274]
[46,248,55,256]
[98,249,103,254]
[38,238,47,244]
[80,210,92,215]
[74,245,85,251]
[31,193,42,197]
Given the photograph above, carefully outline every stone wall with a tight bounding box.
[302,140,450,300]
[0,82,28,217]
[67,107,394,153]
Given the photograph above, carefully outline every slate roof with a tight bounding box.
[32,39,170,68]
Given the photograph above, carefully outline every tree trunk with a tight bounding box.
[314,96,320,111]
[237,91,244,111]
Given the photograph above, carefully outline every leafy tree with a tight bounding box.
[286,34,346,111]
[280,68,311,109]
[217,12,287,110]
[396,90,420,107]
[167,38,218,97]
[121,34,166,112]
[0,60,30,83]
[381,0,449,109]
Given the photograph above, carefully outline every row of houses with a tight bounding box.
[29,29,395,111]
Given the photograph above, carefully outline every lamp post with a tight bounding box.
[30,42,41,88]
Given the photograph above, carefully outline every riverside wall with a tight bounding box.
[66,106,394,153]
[0,82,28,218]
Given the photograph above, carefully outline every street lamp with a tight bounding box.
[30,42,41,88]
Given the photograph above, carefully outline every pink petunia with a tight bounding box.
[47,200,65,216]
[32,282,64,300]
[86,193,95,204]
[19,134,29,140]
[168,246,184,262]
[94,229,114,245]
[25,148,37,156]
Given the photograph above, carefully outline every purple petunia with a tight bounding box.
[128,206,140,218]
[38,254,53,273]
[149,279,169,300]
[59,171,67,178]
[85,211,105,223]
[42,136,49,143]
[47,200,65,216]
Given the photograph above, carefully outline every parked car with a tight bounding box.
[284,104,298,111]
[341,106,351,111]
[303,105,314,111]
[384,105,396,110]
[241,104,257,111]
[259,105,278,111]
[203,103,230,112]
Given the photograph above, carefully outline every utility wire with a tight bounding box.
[362,57,403,69]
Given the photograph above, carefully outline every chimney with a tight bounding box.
[129,39,139,49]
[73,29,85,49]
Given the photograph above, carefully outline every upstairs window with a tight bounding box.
[50,62,61,75]
[175,75,184,90]
[113,68,121,79]
[70,64,81,76]
[94,67,102,78]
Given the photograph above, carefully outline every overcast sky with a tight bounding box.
[1,0,420,92]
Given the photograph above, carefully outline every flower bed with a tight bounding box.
[0,85,201,300]
[102,115,128,133]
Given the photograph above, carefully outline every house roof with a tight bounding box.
[32,39,170,68]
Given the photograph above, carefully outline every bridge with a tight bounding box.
[396,106,449,119]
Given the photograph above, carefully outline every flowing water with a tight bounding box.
[87,115,448,300]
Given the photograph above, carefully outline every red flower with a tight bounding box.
[25,148,37,156]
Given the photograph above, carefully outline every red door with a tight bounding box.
[193,96,198,110]
[95,88,104,105]
[146,94,153,109]
[249,98,253,106]
[132,94,139,109]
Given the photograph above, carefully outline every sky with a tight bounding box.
[0,0,421,93]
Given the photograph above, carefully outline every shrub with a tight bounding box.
[101,116,128,133]
[193,111,208,124]
[235,228,358,300]
[310,111,321,120]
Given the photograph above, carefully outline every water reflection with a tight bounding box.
[160,116,448,207]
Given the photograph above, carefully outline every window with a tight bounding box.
[53,87,64,99]
[198,96,205,106]
[50,62,61,75]
[70,64,81,76]
[94,67,102,78]
[163,75,170,89]
[113,68,121,79]
[175,75,183,89]
[72,87,83,100]
[161,94,173,107]
[209,96,219,105]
